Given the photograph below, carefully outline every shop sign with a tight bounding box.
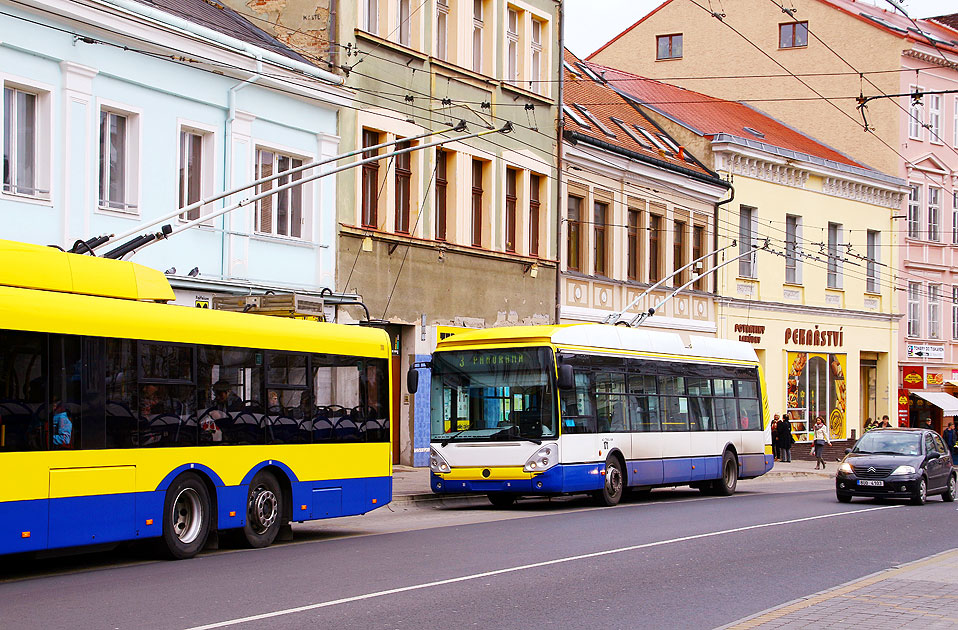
[902,365,924,389]
[784,325,843,348]
[898,388,910,427]
[906,344,944,359]
[927,372,944,386]
[733,323,764,343]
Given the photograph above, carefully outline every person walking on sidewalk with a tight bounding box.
[943,421,956,466]
[772,415,781,461]
[777,416,794,462]
[813,417,831,469]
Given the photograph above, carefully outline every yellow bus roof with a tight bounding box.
[435,325,573,348]
[0,239,174,302]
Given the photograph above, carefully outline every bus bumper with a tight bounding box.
[431,463,604,495]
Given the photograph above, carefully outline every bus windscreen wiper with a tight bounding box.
[441,429,467,447]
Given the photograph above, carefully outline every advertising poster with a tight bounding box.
[786,351,846,442]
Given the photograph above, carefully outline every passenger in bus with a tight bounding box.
[140,384,162,415]
[212,380,243,412]
[51,401,72,448]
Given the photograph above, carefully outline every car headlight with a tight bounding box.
[523,443,558,473]
[891,465,915,476]
[839,462,853,474]
[430,446,451,474]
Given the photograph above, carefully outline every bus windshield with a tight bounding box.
[430,347,557,442]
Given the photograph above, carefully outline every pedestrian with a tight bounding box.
[922,418,933,431]
[777,416,794,462]
[943,422,956,466]
[880,414,891,428]
[813,417,831,470]
[771,414,781,461]
[864,417,876,432]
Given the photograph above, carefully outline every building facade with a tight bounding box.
[588,0,958,431]
[594,63,907,442]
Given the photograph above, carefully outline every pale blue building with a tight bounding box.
[1,0,358,309]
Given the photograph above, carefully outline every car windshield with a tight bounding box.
[430,347,557,443]
[853,431,922,456]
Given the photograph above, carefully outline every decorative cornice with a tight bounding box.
[717,296,901,321]
[822,177,902,209]
[903,49,958,71]
[718,153,809,188]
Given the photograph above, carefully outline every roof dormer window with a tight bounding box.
[564,105,590,129]
[573,104,616,138]
[611,117,651,148]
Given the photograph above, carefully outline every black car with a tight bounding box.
[836,428,956,505]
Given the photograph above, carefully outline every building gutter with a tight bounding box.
[97,0,345,85]
[554,0,564,325]
[713,185,734,306]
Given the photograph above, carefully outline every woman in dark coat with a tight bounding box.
[771,415,781,461]
[777,417,794,462]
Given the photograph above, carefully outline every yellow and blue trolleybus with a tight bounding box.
[0,240,391,558]
[418,324,772,506]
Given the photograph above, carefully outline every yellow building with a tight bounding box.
[592,64,909,442]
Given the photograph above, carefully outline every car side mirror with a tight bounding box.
[844,448,851,454]
[407,368,419,394]
[557,364,574,390]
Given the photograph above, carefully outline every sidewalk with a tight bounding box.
[390,459,832,505]
[717,548,958,629]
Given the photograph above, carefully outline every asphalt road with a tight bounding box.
[2,478,955,630]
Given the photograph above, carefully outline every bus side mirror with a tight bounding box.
[557,364,574,390]
[407,368,419,394]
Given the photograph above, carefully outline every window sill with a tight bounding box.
[499,80,555,106]
[96,205,139,218]
[250,233,318,248]
[655,57,682,61]
[429,57,499,86]
[783,282,803,288]
[1,191,53,207]
[864,290,882,297]
[354,29,428,63]
[778,45,808,50]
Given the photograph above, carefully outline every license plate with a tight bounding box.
[857,480,883,487]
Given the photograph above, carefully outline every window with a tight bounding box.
[178,129,209,221]
[908,185,921,238]
[567,195,582,271]
[435,149,448,241]
[929,284,941,339]
[594,201,608,276]
[953,191,958,244]
[656,34,682,59]
[928,186,940,241]
[954,96,958,147]
[506,8,519,85]
[99,109,138,212]
[472,0,484,73]
[827,222,842,289]
[361,129,380,228]
[628,209,639,281]
[471,159,483,247]
[738,206,756,278]
[529,174,540,256]
[505,168,517,252]
[255,148,304,238]
[908,282,921,337]
[398,0,410,46]
[692,224,705,290]
[436,0,448,60]
[365,0,378,33]
[779,21,808,48]
[673,220,686,285]
[563,105,591,130]
[866,230,880,293]
[572,104,616,138]
[908,86,923,140]
[394,140,411,234]
[611,117,651,148]
[649,213,661,282]
[530,19,543,93]
[785,214,801,284]
[929,94,941,143]
[952,286,958,339]
[3,86,46,198]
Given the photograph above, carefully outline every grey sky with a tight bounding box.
[564,0,954,59]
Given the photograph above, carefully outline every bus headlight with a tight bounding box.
[430,447,451,474]
[523,443,558,473]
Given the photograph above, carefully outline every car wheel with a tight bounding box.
[943,474,957,503]
[242,471,283,548]
[910,477,927,506]
[836,492,852,503]
[162,473,211,560]
[593,456,624,506]
[713,451,738,496]
[487,493,517,508]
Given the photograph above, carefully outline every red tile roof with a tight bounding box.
[588,61,866,169]
[562,49,715,180]
[931,14,958,31]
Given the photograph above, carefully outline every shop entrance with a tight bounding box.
[860,359,877,429]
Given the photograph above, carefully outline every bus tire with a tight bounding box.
[242,471,284,548]
[714,451,738,496]
[488,493,517,508]
[594,456,624,506]
[162,472,212,560]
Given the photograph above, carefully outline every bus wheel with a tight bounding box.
[714,451,738,496]
[162,473,211,560]
[488,493,517,508]
[243,471,284,548]
[594,456,624,506]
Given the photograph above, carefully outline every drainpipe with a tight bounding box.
[713,183,735,334]
[554,0,564,325]
[223,55,262,280]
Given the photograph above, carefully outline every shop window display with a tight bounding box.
[786,352,846,442]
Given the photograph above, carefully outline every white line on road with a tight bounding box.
[185,504,901,630]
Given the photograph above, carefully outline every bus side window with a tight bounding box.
[559,372,595,433]
[0,330,47,451]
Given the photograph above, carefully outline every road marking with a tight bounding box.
[185,504,901,630]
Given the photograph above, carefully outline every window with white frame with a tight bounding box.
[929,284,941,339]
[98,108,138,212]
[908,185,920,238]
[436,0,448,60]
[506,8,519,85]
[954,96,958,147]
[929,94,941,143]
[908,282,921,337]
[827,221,842,289]
[3,85,49,199]
[530,19,542,93]
[397,0,411,46]
[785,214,802,284]
[365,0,378,34]
[738,205,757,278]
[908,87,923,140]
[954,191,958,244]
[928,186,941,241]
[866,230,880,293]
[255,147,305,238]
[953,286,958,339]
[472,0,484,74]
[178,128,211,221]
